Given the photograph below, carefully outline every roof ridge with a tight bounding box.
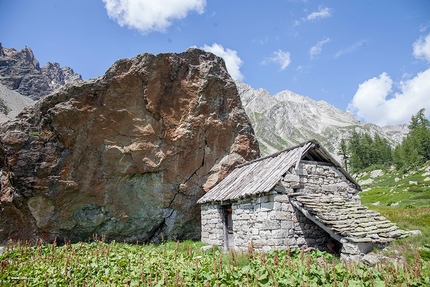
[236,139,319,168]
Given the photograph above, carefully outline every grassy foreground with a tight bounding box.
[358,163,430,263]
[1,164,429,286]
[1,239,429,286]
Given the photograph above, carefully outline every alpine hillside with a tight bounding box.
[237,82,409,159]
[0,83,34,123]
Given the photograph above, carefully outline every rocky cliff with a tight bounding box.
[237,82,408,158]
[0,44,82,100]
[0,49,260,243]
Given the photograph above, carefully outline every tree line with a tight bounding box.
[339,108,430,173]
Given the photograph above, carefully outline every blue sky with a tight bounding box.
[1,0,430,126]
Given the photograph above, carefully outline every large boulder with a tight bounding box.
[0,49,260,243]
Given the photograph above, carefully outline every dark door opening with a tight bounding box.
[223,205,234,250]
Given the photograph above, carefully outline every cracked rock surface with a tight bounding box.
[0,48,260,243]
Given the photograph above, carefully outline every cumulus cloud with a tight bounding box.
[348,34,430,126]
[102,0,206,33]
[347,70,430,126]
[199,43,244,81]
[262,50,291,70]
[307,6,333,21]
[310,37,330,59]
[413,33,430,62]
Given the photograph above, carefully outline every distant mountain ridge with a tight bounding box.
[236,82,409,159]
[0,43,82,100]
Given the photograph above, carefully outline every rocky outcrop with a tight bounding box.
[0,44,82,100]
[237,82,408,158]
[0,49,260,244]
[41,62,82,92]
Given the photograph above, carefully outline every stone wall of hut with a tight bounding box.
[283,161,360,201]
[200,204,224,246]
[231,190,330,252]
[200,160,361,252]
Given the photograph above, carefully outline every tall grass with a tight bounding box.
[1,239,429,286]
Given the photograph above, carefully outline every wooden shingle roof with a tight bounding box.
[290,193,408,244]
[198,139,357,204]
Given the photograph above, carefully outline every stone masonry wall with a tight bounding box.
[231,190,329,252]
[200,204,224,246]
[200,160,359,252]
[283,161,360,201]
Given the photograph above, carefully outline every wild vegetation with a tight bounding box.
[1,237,429,286]
[340,108,430,174]
[393,109,430,171]
[357,160,430,262]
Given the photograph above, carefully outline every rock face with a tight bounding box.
[237,82,408,158]
[0,44,82,100]
[0,49,260,244]
[41,62,82,92]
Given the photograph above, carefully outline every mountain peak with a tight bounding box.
[236,82,408,159]
[0,45,82,100]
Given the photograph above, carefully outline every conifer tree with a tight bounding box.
[393,108,430,170]
[338,138,349,171]
[344,131,393,172]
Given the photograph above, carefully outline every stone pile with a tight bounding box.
[290,193,408,259]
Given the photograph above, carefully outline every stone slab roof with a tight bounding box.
[289,193,408,244]
[198,140,359,204]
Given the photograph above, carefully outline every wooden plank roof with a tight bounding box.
[290,193,408,244]
[198,139,357,204]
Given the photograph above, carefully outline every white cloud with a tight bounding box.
[200,43,244,81]
[413,33,430,62]
[306,6,332,21]
[334,41,366,58]
[347,70,430,126]
[348,34,430,126]
[102,0,206,33]
[262,50,291,70]
[294,6,332,26]
[310,37,330,59]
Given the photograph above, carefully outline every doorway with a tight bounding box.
[223,205,234,250]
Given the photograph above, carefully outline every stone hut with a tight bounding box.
[197,140,408,260]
